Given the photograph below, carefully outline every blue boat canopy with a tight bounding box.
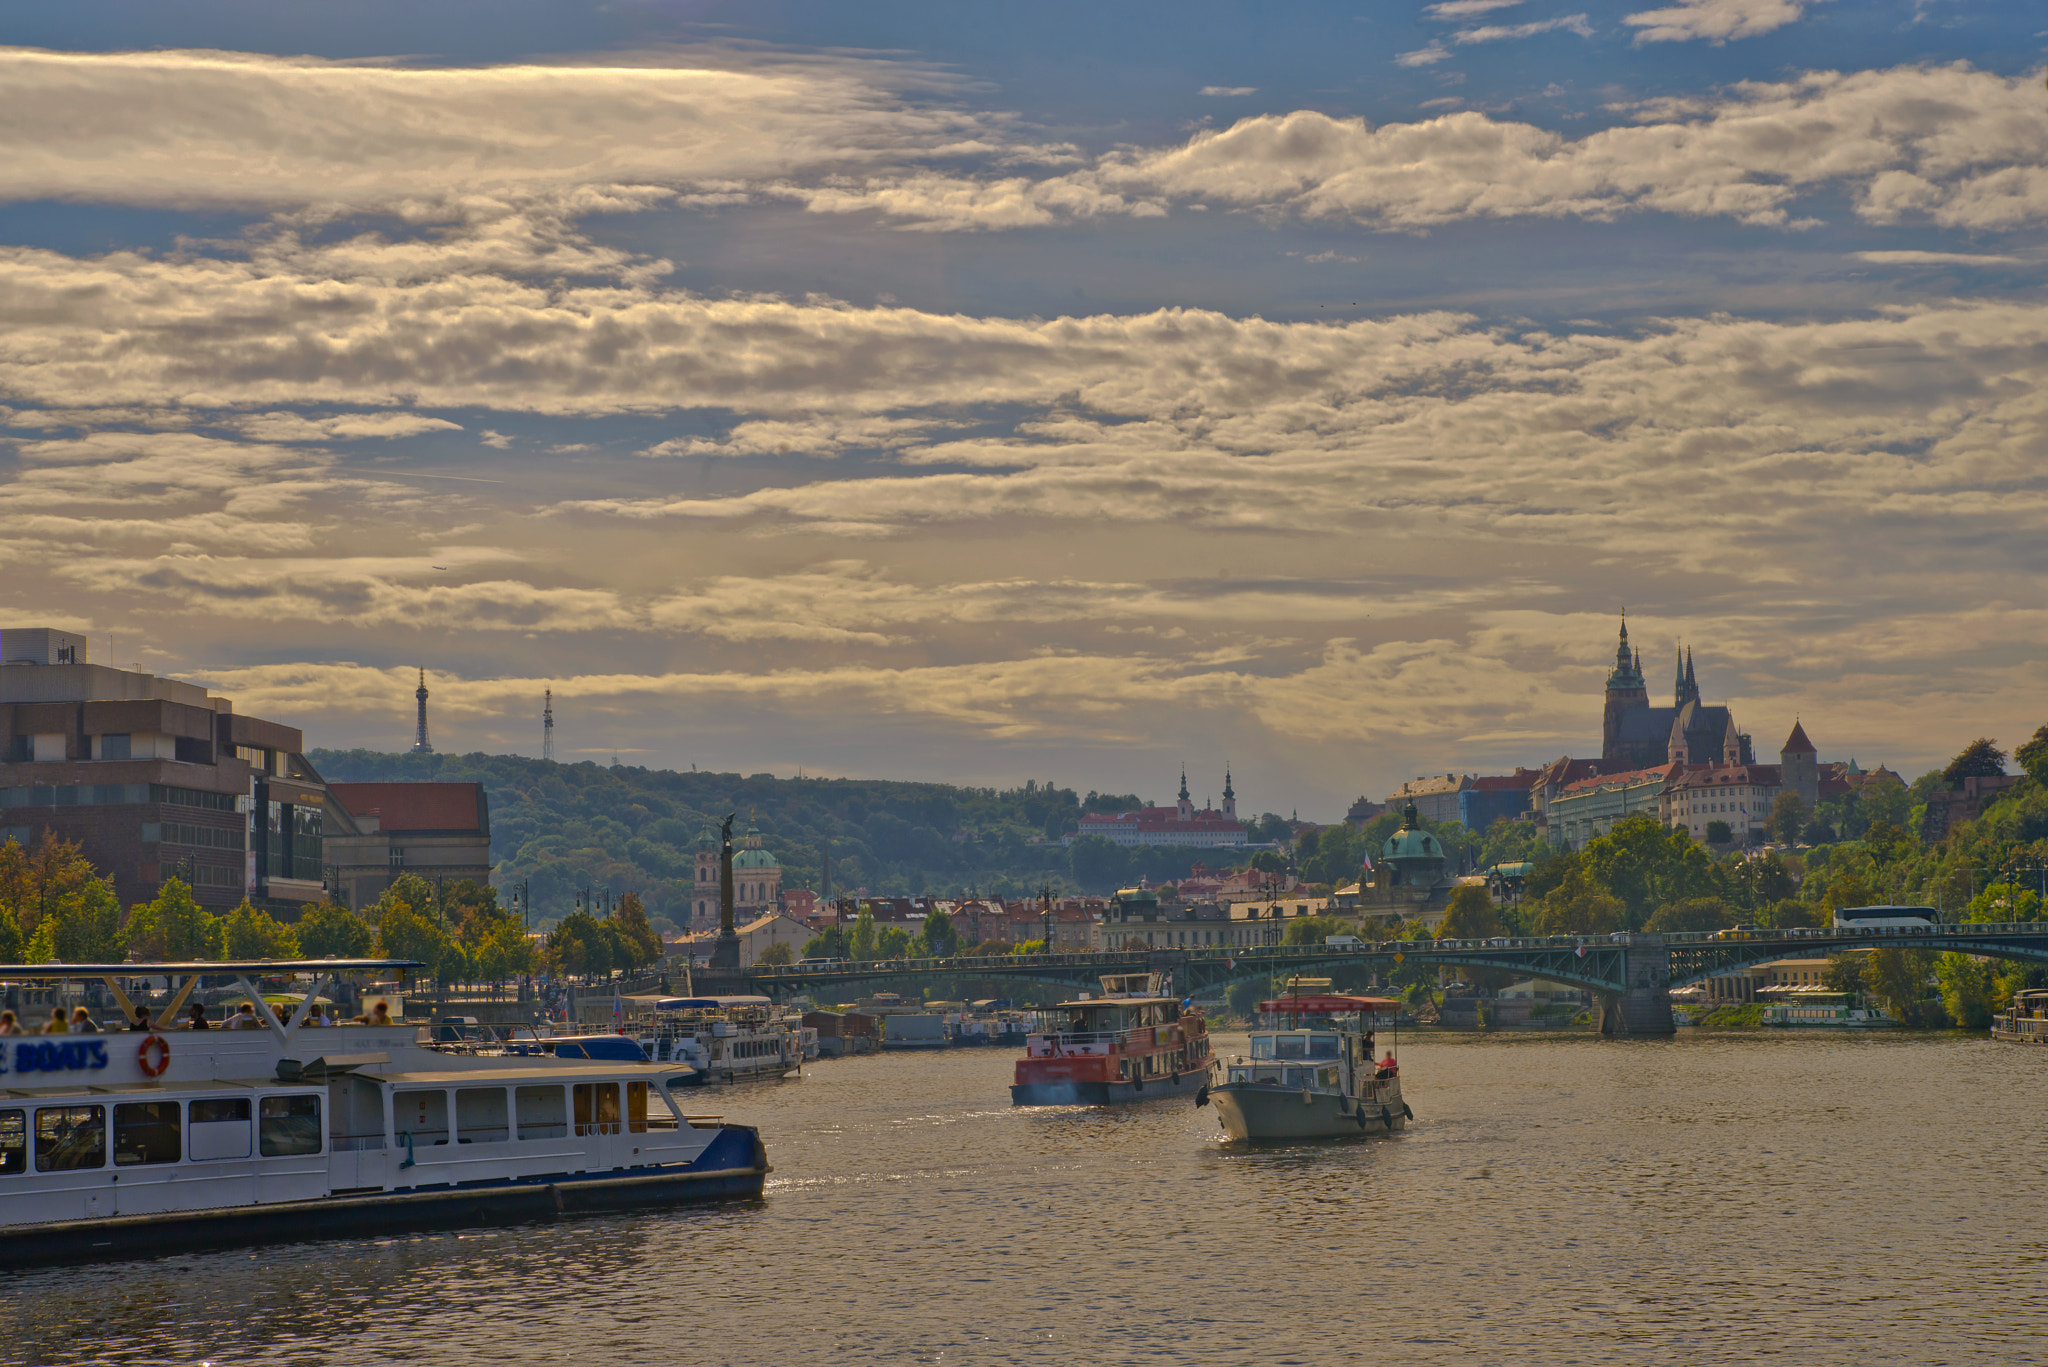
[656,995,771,1010]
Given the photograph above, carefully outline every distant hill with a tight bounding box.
[309,751,1259,927]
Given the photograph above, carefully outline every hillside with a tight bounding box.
[309,751,1270,927]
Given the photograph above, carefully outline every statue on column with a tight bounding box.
[709,812,742,969]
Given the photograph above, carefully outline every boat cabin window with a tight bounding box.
[516,1085,568,1140]
[626,1081,649,1135]
[456,1087,510,1144]
[260,1095,322,1157]
[189,1097,252,1160]
[35,1105,105,1172]
[396,1089,450,1148]
[574,1082,621,1137]
[114,1100,181,1166]
[1307,1035,1339,1059]
[0,1109,24,1175]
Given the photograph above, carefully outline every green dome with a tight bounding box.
[1383,827,1441,861]
[734,846,779,870]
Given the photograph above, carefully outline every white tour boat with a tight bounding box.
[0,959,769,1267]
[1199,993,1410,1141]
[632,995,801,1084]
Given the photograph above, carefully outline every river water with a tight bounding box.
[13,1030,2047,1366]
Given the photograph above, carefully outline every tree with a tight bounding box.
[803,926,849,960]
[1760,897,1821,930]
[1769,793,1807,845]
[379,897,463,982]
[223,900,301,959]
[1705,820,1732,845]
[1246,849,1288,876]
[1863,820,1909,867]
[971,938,1010,956]
[0,831,108,946]
[1864,945,1943,1027]
[875,926,911,959]
[2016,725,2048,788]
[1479,818,1551,870]
[1733,852,1799,910]
[849,907,878,960]
[1437,886,1503,940]
[757,942,796,967]
[297,902,376,958]
[1578,816,1716,929]
[611,892,665,968]
[1282,914,1352,946]
[25,876,125,963]
[1529,866,1623,936]
[1935,952,1996,1030]
[1644,896,1736,934]
[1820,869,1876,916]
[475,917,536,983]
[124,878,223,960]
[1942,738,2007,788]
[1823,950,1865,997]
[917,910,960,959]
[1009,939,1047,955]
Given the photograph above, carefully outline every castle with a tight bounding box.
[1601,616,1754,770]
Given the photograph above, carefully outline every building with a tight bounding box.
[1548,763,1680,850]
[1600,617,1753,770]
[1344,796,1388,826]
[1458,770,1541,833]
[1351,804,1458,914]
[690,823,782,930]
[671,910,813,967]
[0,627,329,910]
[1385,774,1468,826]
[1072,768,1247,847]
[1923,772,2022,842]
[322,782,493,910]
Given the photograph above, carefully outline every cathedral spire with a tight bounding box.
[1177,766,1193,820]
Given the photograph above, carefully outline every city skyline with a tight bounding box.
[2,3,2043,818]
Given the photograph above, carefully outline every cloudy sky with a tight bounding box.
[2,2,2044,817]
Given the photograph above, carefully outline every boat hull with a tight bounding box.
[1208,1083,1408,1141]
[0,1125,769,1271]
[1011,1069,1210,1106]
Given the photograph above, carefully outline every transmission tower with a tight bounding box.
[411,667,433,754]
[542,687,555,762]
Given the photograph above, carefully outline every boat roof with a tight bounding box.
[0,958,424,978]
[655,995,771,1009]
[1257,994,1403,1016]
[360,1063,699,1086]
[1053,995,1179,1009]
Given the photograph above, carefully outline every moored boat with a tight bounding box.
[1010,973,1211,1105]
[1992,988,2048,1044]
[1200,993,1409,1141]
[0,958,769,1267]
[630,995,801,1083]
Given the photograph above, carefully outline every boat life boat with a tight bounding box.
[0,958,770,1268]
[1011,973,1211,1105]
[1200,993,1410,1141]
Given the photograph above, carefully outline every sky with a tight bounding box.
[1,2,2044,819]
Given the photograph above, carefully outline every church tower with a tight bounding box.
[1177,767,1194,820]
[1602,615,1649,762]
[1780,720,1819,810]
[1222,767,1237,820]
[1678,647,1701,708]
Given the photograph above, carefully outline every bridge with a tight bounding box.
[720,921,2048,1034]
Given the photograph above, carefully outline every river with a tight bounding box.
[13,1030,2046,1365]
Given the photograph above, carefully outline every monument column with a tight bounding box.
[710,813,742,970]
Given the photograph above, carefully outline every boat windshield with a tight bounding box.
[1227,1064,1340,1090]
[1248,1033,1341,1061]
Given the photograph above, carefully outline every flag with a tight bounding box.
[1361,853,1374,872]
[1225,956,1235,969]
[1576,944,1586,958]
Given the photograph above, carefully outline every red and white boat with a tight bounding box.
[1010,973,1212,1105]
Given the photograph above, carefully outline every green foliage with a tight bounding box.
[1246,850,1287,875]
[1967,881,2042,922]
[917,910,960,958]
[1479,819,1552,869]
[1225,979,1266,1018]
[1281,915,1351,946]
[311,750,1228,913]
[1009,939,1047,955]
[1704,820,1732,845]
[474,917,536,982]
[124,878,223,960]
[1437,885,1502,940]
[1864,946,1945,1027]
[1643,896,1736,934]
[0,831,108,948]
[2015,725,2048,789]
[1578,815,1716,929]
[24,875,124,963]
[803,926,850,960]
[757,941,796,967]
[849,907,878,960]
[1732,852,1799,910]
[378,897,465,982]
[1296,826,1371,888]
[297,902,375,957]
[610,892,665,965]
[1529,866,1623,936]
[1942,738,2007,788]
[876,926,912,958]
[1769,793,1806,845]
[223,900,301,959]
[1823,950,1866,996]
[1936,952,1996,1030]
[1760,897,1822,930]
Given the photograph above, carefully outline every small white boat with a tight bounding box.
[1200,993,1410,1141]
[0,958,769,1267]
[634,995,800,1083]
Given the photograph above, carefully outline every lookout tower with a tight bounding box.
[411,668,433,754]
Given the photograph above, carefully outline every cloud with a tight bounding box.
[1625,0,1817,44]
[0,45,1017,216]
[1199,86,1258,97]
[1395,44,1454,67]
[1853,249,2032,266]
[1452,13,1595,43]
[1424,0,1524,16]
[230,411,463,442]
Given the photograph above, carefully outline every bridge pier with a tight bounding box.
[1596,936,1675,1036]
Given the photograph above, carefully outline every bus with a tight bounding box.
[1831,905,1937,930]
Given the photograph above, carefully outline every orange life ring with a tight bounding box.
[138,1033,171,1077]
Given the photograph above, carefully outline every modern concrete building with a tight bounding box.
[0,627,328,910]
[322,781,493,910]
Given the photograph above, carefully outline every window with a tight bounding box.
[395,1089,449,1148]
[0,1109,23,1175]
[189,1097,252,1159]
[114,1101,181,1166]
[455,1087,510,1144]
[99,733,132,760]
[36,1105,106,1171]
[260,1094,322,1156]
[626,1081,649,1135]
[516,1085,568,1140]
[575,1083,620,1136]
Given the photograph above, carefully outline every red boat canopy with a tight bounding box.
[1257,994,1402,1016]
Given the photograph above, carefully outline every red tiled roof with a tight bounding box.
[1667,763,1782,792]
[1560,762,1679,795]
[1469,770,1543,792]
[329,782,485,834]
[1782,721,1816,755]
